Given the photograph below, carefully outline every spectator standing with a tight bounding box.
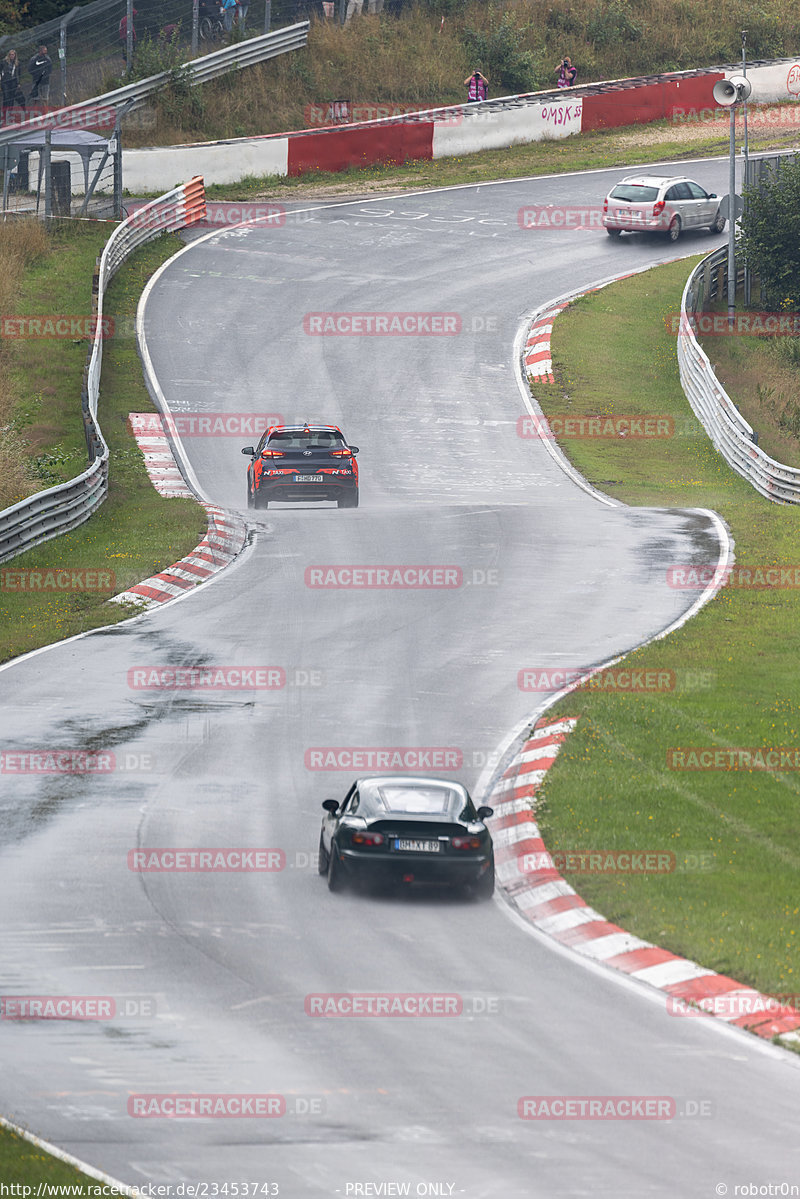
[464,69,488,102]
[1,50,22,111]
[345,0,364,22]
[237,0,249,30]
[222,0,238,33]
[28,46,52,104]
[556,56,577,87]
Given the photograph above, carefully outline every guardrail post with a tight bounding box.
[263,0,271,33]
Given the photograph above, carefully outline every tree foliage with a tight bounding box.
[738,156,800,310]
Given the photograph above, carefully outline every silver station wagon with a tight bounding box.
[603,174,726,241]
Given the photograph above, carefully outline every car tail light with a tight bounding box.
[352,831,384,847]
[261,449,285,458]
[653,200,665,216]
[329,448,352,458]
[603,199,608,214]
[451,836,482,850]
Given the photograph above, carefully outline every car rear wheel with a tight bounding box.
[710,212,726,234]
[667,217,682,242]
[317,832,329,876]
[327,846,347,892]
[253,491,269,510]
[338,491,359,509]
[606,227,622,237]
[471,862,495,901]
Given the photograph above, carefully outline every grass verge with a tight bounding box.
[0,1123,103,1190]
[0,229,206,665]
[530,258,800,999]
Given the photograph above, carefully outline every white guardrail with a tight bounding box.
[0,176,206,565]
[677,247,800,504]
[0,22,309,151]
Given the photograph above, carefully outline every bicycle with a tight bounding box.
[199,2,225,42]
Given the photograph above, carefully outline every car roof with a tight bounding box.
[617,175,692,186]
[357,775,470,795]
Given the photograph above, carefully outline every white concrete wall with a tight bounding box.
[122,135,289,193]
[431,98,583,159]
[725,61,800,102]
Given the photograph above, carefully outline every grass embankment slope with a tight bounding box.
[531,259,800,1001]
[0,224,204,664]
[121,0,800,148]
[0,1121,107,1191]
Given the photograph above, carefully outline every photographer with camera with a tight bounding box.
[556,56,577,88]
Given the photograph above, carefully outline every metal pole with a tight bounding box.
[44,128,52,219]
[113,114,122,219]
[2,145,9,220]
[60,21,68,106]
[126,0,134,73]
[338,0,347,25]
[192,0,199,55]
[263,0,271,33]
[741,30,748,165]
[727,104,736,328]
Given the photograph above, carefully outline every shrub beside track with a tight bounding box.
[530,259,800,1000]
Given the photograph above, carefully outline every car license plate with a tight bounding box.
[294,474,324,483]
[394,839,441,853]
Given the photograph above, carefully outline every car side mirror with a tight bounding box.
[322,799,339,813]
[241,446,255,456]
[709,193,717,199]
[350,446,359,454]
[477,806,494,820]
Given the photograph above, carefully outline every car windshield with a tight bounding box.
[268,430,344,449]
[609,184,659,202]
[370,784,475,820]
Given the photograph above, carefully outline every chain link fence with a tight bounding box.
[1,0,408,113]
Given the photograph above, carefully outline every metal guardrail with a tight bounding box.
[677,246,800,504]
[0,22,309,151]
[0,176,206,565]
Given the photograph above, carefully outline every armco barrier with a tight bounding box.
[677,246,800,504]
[0,177,206,565]
[119,55,800,193]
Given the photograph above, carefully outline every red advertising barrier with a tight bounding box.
[582,73,725,130]
[287,119,434,177]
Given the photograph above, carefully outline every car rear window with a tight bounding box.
[609,184,659,202]
[269,431,344,449]
[372,785,470,817]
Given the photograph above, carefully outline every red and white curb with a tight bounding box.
[523,306,565,384]
[110,413,247,610]
[488,716,800,1049]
